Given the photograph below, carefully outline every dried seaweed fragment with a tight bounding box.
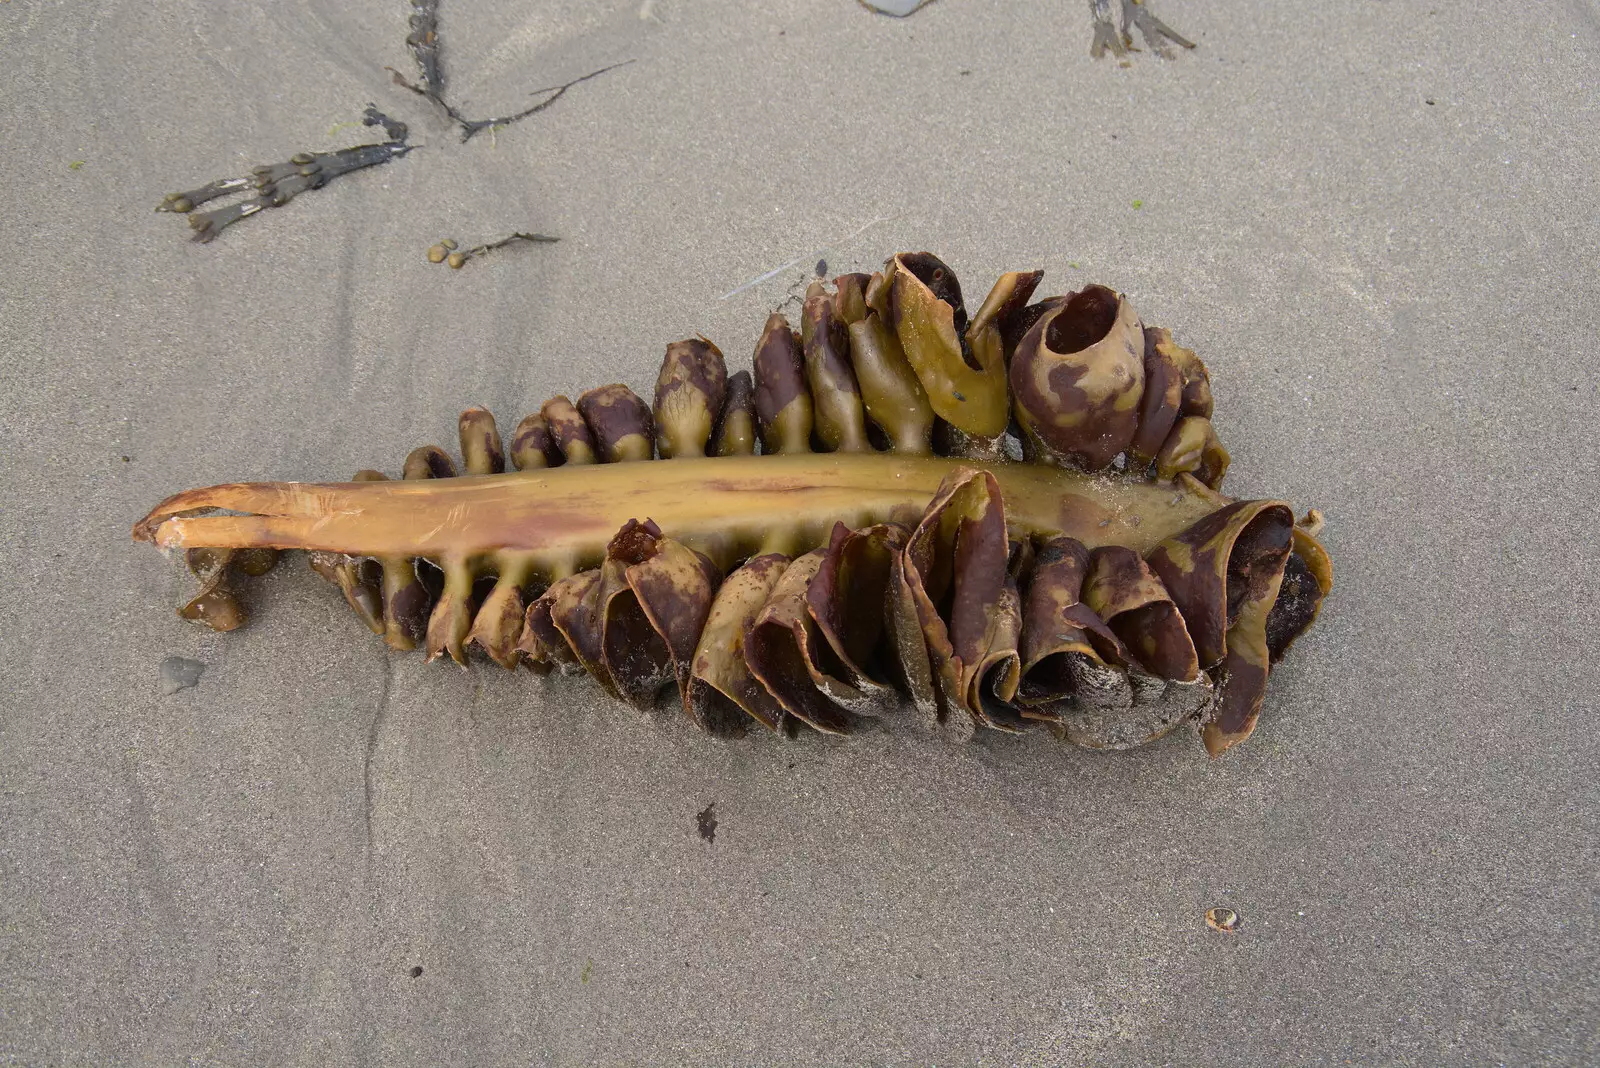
[1089,0,1196,61]
[134,251,1331,758]
[1119,0,1196,58]
[1011,285,1145,470]
[156,106,412,243]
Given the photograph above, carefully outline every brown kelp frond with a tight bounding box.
[746,550,864,735]
[1015,533,1215,749]
[1011,285,1145,470]
[655,338,728,459]
[898,468,1031,731]
[799,285,872,453]
[1082,545,1199,682]
[622,530,721,710]
[807,522,902,694]
[752,313,813,454]
[846,310,934,454]
[1155,416,1230,489]
[136,251,1330,756]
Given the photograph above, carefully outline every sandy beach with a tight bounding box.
[1,0,1596,1063]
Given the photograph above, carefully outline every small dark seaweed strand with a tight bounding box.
[471,232,557,255]
[360,103,411,144]
[454,61,634,142]
[389,61,634,142]
[406,0,446,102]
[443,232,559,268]
[386,66,471,126]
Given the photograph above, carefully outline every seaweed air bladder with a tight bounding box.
[135,253,1332,757]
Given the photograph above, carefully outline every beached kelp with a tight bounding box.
[135,252,1331,756]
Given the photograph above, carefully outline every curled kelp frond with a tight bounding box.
[180,546,281,631]
[1010,285,1145,470]
[135,251,1331,756]
[690,553,790,734]
[1147,500,1297,755]
[883,252,1012,449]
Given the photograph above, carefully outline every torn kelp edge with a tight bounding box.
[156,106,412,244]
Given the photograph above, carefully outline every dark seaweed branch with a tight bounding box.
[388,60,633,143]
[390,0,628,142]
[405,0,446,103]
[155,106,412,243]
[457,62,634,142]
[153,3,626,245]
[427,232,559,269]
